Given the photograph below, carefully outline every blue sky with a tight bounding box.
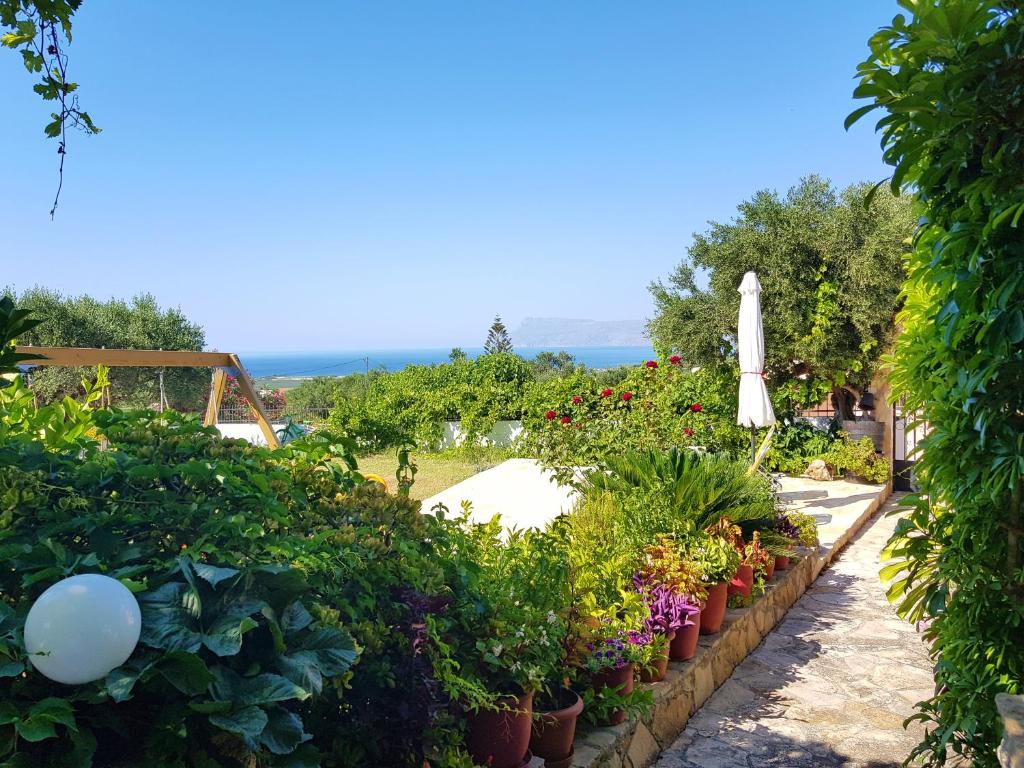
[1,1,898,351]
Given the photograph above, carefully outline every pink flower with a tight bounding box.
[645,360,658,369]
[544,410,557,420]
[669,355,682,365]
[560,415,571,425]
[621,392,633,402]
[600,388,613,398]
[683,427,694,438]
[690,403,703,412]
[571,395,583,405]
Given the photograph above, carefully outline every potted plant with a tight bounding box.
[770,514,798,569]
[427,516,568,768]
[634,537,705,664]
[530,524,585,768]
[743,531,774,585]
[582,625,645,725]
[688,530,741,635]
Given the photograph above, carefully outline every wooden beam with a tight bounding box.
[228,354,279,448]
[14,346,235,368]
[204,368,227,427]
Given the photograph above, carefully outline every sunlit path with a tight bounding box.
[654,495,932,768]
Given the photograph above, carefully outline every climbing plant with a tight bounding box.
[1,0,98,217]
[850,2,1023,765]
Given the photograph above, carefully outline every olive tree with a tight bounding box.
[648,175,915,417]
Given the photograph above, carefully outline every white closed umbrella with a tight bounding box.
[736,271,776,462]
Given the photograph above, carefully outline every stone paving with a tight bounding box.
[654,495,933,768]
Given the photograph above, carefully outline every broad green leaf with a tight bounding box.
[209,706,268,750]
[258,706,310,755]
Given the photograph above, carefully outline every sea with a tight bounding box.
[240,346,656,382]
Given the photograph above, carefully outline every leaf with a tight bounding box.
[299,627,359,676]
[209,706,268,750]
[845,102,879,130]
[15,698,77,742]
[276,650,324,696]
[43,116,62,138]
[21,49,43,72]
[202,614,258,657]
[105,660,154,703]
[280,602,313,635]
[16,717,58,742]
[138,582,202,652]
[211,667,310,706]
[157,651,214,695]
[258,706,310,755]
[193,562,239,587]
[0,660,25,677]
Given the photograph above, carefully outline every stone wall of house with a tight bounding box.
[998,694,1024,768]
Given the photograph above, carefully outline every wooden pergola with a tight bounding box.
[15,346,280,448]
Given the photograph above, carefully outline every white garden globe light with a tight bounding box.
[24,574,142,685]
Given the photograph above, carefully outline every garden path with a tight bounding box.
[653,494,932,768]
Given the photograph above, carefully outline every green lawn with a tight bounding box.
[355,448,508,500]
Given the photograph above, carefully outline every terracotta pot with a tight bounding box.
[765,558,776,581]
[669,613,701,661]
[728,564,754,597]
[466,689,534,768]
[591,662,634,726]
[774,555,791,571]
[530,687,583,763]
[699,581,728,635]
[541,754,574,768]
[638,631,675,683]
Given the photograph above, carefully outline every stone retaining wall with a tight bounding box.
[568,487,889,768]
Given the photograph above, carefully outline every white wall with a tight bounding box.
[434,420,524,450]
[215,423,293,447]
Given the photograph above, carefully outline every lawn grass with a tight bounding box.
[355,447,509,500]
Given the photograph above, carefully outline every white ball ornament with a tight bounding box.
[24,574,142,685]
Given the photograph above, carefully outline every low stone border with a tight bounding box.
[567,485,891,768]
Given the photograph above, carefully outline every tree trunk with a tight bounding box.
[830,387,857,422]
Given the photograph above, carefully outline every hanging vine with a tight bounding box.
[1,0,99,218]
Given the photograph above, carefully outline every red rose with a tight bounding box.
[683,427,694,437]
[571,395,583,405]
[669,355,682,365]
[645,360,658,369]
[560,415,571,425]
[600,388,613,398]
[621,392,633,402]
[544,410,557,420]
[690,403,703,412]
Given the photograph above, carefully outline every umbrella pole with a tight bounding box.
[751,426,756,464]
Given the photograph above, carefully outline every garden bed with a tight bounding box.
[562,481,890,768]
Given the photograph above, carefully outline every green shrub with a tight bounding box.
[824,436,889,484]
[327,353,531,452]
[850,4,1024,763]
[0,375,458,767]
[766,420,837,475]
[586,447,778,537]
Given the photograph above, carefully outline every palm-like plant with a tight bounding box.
[585,448,778,534]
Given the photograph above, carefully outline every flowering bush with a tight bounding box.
[519,360,755,478]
